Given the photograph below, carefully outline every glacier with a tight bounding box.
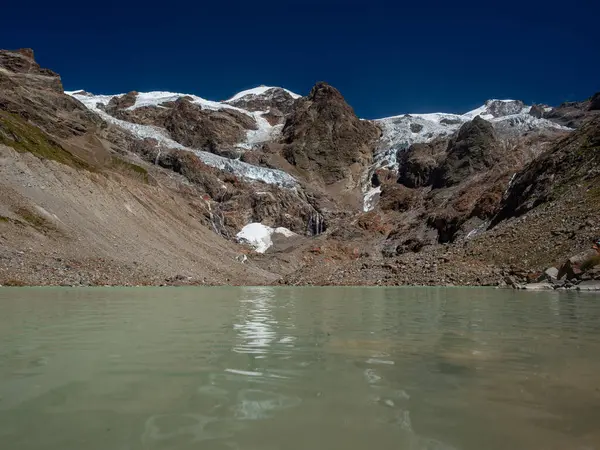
[67,91,298,188]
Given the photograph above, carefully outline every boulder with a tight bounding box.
[523,282,554,291]
[558,249,599,280]
[540,267,560,282]
[576,280,600,291]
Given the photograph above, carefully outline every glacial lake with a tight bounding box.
[1,287,599,450]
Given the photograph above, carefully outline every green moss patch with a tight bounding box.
[0,111,91,170]
[15,207,57,234]
[110,156,149,183]
[1,279,27,287]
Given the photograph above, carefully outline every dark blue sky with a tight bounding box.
[1,0,598,118]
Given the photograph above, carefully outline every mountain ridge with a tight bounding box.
[1,48,599,288]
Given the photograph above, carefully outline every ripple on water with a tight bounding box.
[233,389,301,420]
[141,414,226,446]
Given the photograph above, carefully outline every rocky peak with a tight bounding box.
[529,104,545,119]
[482,99,527,118]
[0,48,62,92]
[306,82,345,103]
[589,92,600,111]
[281,82,381,194]
[16,48,35,59]
[0,48,98,138]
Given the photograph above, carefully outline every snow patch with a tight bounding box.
[236,223,296,253]
[128,91,235,112]
[363,186,382,212]
[242,114,283,148]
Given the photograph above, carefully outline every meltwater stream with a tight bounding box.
[1,287,600,450]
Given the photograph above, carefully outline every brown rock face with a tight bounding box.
[0,48,99,138]
[379,185,418,212]
[432,116,501,188]
[397,139,447,188]
[17,48,35,59]
[107,96,257,150]
[544,93,600,128]
[164,98,246,149]
[106,91,138,112]
[281,82,381,189]
[0,48,63,92]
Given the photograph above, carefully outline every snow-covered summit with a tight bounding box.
[464,99,530,120]
[226,86,301,102]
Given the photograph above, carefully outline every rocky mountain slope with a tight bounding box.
[1,48,598,287]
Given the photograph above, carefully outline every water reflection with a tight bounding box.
[233,287,278,355]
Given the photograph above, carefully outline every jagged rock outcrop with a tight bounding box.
[432,116,501,188]
[106,91,138,112]
[543,92,600,128]
[0,49,99,138]
[281,82,381,190]
[0,48,63,92]
[589,92,600,111]
[529,104,545,119]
